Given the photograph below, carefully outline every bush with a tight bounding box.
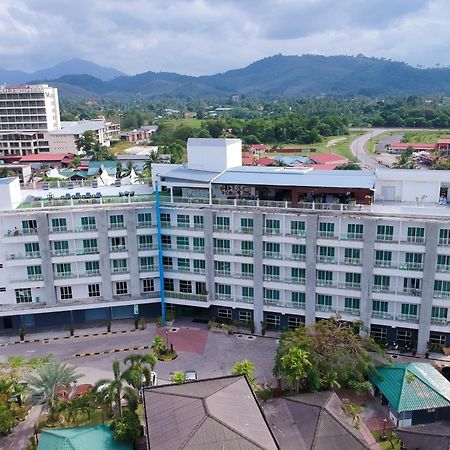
[138,317,147,330]
[170,371,186,384]
[112,410,141,442]
[19,327,26,341]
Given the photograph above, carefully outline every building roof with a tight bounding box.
[160,167,221,184]
[256,157,277,166]
[274,155,314,165]
[19,153,73,162]
[143,375,279,450]
[37,424,132,450]
[87,161,117,176]
[369,363,450,413]
[390,143,436,150]
[187,137,241,147]
[263,392,371,450]
[397,423,450,450]
[0,177,17,185]
[212,166,375,189]
[437,138,450,144]
[48,120,105,136]
[309,152,347,164]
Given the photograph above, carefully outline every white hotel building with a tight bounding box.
[1,138,450,355]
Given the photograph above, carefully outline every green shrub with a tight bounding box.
[112,410,141,442]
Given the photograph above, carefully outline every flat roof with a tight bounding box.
[161,167,220,183]
[20,154,72,162]
[187,137,241,147]
[48,121,105,135]
[212,166,375,189]
[0,177,17,185]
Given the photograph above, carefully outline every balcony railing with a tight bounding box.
[176,222,190,229]
[315,304,334,312]
[376,234,394,242]
[401,288,422,297]
[431,317,448,326]
[193,246,205,253]
[136,221,153,228]
[318,231,335,239]
[108,223,125,230]
[436,264,450,272]
[316,279,334,287]
[77,247,99,255]
[340,233,363,241]
[51,250,71,257]
[372,285,391,293]
[317,256,336,263]
[374,260,393,268]
[51,226,69,233]
[82,270,101,277]
[4,228,38,237]
[165,291,208,302]
[395,314,419,323]
[138,243,158,251]
[343,257,361,266]
[399,262,423,271]
[263,227,281,236]
[234,272,254,279]
[110,245,127,253]
[371,311,393,320]
[74,225,97,232]
[264,251,283,260]
[6,251,41,260]
[289,254,306,262]
[239,226,253,234]
[139,265,158,272]
[54,272,75,279]
[339,282,361,290]
[213,224,231,232]
[193,267,206,275]
[286,277,306,285]
[111,267,129,274]
[288,229,306,237]
[433,290,450,298]
[214,247,231,255]
[439,237,450,246]
[405,236,425,244]
[263,274,281,282]
[236,250,254,257]
[215,270,232,278]
[342,307,360,316]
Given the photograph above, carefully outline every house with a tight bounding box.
[249,144,269,154]
[309,152,348,166]
[263,392,373,450]
[142,375,279,450]
[397,423,450,450]
[87,161,117,177]
[18,153,74,170]
[437,139,450,153]
[0,163,32,184]
[37,424,132,450]
[369,362,450,427]
[386,143,436,154]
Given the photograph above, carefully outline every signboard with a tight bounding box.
[133,305,139,315]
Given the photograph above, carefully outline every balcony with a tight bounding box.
[51,226,70,233]
[372,285,391,293]
[213,225,231,232]
[318,231,335,239]
[374,260,393,268]
[376,234,395,242]
[338,282,361,290]
[110,245,127,253]
[436,264,450,273]
[214,247,231,255]
[6,251,41,260]
[317,256,336,264]
[176,245,190,252]
[264,299,283,307]
[371,311,393,320]
[343,257,361,266]
[76,247,99,255]
[136,221,153,228]
[405,236,425,245]
[264,274,281,282]
[340,233,363,241]
[139,265,157,272]
[399,262,423,271]
[236,250,254,257]
[111,267,129,274]
[287,229,306,237]
[439,238,450,246]
[433,291,450,299]
[289,254,306,262]
[264,251,283,260]
[108,223,125,230]
[401,288,422,297]
[165,291,208,302]
[239,226,253,234]
[26,274,44,281]
[176,222,190,229]
[286,277,306,285]
[51,250,72,257]
[192,246,205,253]
[138,243,158,251]
[395,314,419,324]
[342,307,360,316]
[81,269,101,277]
[263,227,281,236]
[316,279,334,287]
[193,267,206,275]
[315,304,334,312]
[431,317,448,326]
[4,228,38,237]
[215,293,232,301]
[215,270,232,278]
[75,225,97,232]
[54,272,76,279]
[234,272,254,279]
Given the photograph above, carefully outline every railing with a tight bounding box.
[317,256,336,263]
[26,274,44,281]
[371,311,393,319]
[109,223,125,230]
[316,280,334,287]
[315,304,335,312]
[372,285,391,293]
[215,294,232,301]
[318,231,335,238]
[110,245,127,253]
[433,291,450,298]
[51,226,69,233]
[439,237,450,246]
[286,277,306,285]
[111,267,129,274]
[431,317,448,326]
[54,272,75,279]
[234,272,254,279]
[401,288,422,297]
[165,291,208,302]
[215,270,232,278]
[51,250,71,257]
[214,247,231,255]
[192,246,205,253]
[289,254,306,262]
[263,274,281,282]
[374,261,394,268]
[343,258,361,266]
[138,244,158,251]
[264,299,305,310]
[338,282,361,290]
[75,225,97,232]
[213,225,231,232]
[136,221,153,228]
[139,265,158,272]
[263,227,281,236]
[288,229,306,237]
[399,262,423,271]
[264,251,283,260]
[214,296,254,304]
[4,228,38,237]
[193,223,204,229]
[340,233,363,241]
[176,245,190,251]
[395,314,419,323]
[437,264,450,273]
[6,251,41,260]
[376,234,395,242]
[239,227,253,234]
[193,267,206,275]
[342,307,360,316]
[236,250,254,257]
[176,222,191,229]
[405,236,425,244]
[76,248,99,255]
[82,270,101,277]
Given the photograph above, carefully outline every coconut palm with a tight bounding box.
[124,161,137,177]
[122,386,139,412]
[122,353,157,389]
[0,167,14,178]
[93,360,124,417]
[393,152,415,169]
[26,361,81,415]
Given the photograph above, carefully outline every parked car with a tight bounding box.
[185,370,198,382]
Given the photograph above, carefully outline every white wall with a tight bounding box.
[187,138,242,172]
[151,164,183,190]
[0,177,21,210]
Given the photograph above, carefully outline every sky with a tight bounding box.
[0,0,448,75]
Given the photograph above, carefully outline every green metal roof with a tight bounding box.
[370,363,450,413]
[37,424,132,450]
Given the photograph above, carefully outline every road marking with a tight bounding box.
[73,345,152,358]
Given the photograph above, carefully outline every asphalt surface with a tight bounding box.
[349,128,388,169]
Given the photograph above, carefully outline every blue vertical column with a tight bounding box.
[155,182,166,327]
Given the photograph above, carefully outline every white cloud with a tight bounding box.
[0,0,448,75]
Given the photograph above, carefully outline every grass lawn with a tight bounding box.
[158,118,203,129]
[270,132,364,162]
[108,140,138,154]
[371,430,401,450]
[401,130,450,143]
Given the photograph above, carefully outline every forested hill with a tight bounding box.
[34,54,450,99]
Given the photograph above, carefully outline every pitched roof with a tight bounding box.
[263,392,371,450]
[370,363,450,412]
[310,152,347,164]
[37,424,131,450]
[397,423,450,450]
[19,153,73,162]
[143,375,279,450]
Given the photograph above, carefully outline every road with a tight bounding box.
[350,128,388,169]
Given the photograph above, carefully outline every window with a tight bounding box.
[138,235,153,250]
[193,215,204,229]
[137,212,151,227]
[22,219,37,234]
[240,240,253,256]
[432,306,448,320]
[318,246,335,262]
[400,303,418,317]
[112,259,128,273]
[437,254,450,270]
[345,272,361,287]
[26,266,42,280]
[0,288,5,292]
[25,242,40,257]
[240,263,253,278]
[193,259,205,273]
[176,236,189,250]
[85,261,99,275]
[82,238,98,254]
[373,275,390,291]
[372,300,388,313]
[115,281,128,295]
[291,245,306,262]
[196,282,207,295]
[439,228,450,245]
[15,288,32,303]
[370,325,387,342]
[216,284,232,298]
[405,252,423,270]
[109,214,124,229]
[177,214,190,228]
[55,263,71,277]
[238,310,252,323]
[407,226,425,244]
[217,308,232,320]
[265,218,280,235]
[164,279,174,291]
[162,256,173,269]
[344,248,360,264]
[377,225,394,241]
[316,270,333,286]
[318,222,335,238]
[88,284,101,297]
[178,258,190,271]
[193,237,205,251]
[80,215,96,231]
[288,316,303,329]
[110,236,126,252]
[434,280,450,295]
[51,217,67,232]
[242,286,254,300]
[429,332,446,346]
[291,292,305,307]
[52,240,69,256]
[264,242,281,257]
[375,250,392,267]
[161,235,171,249]
[290,220,306,236]
[160,213,171,227]
[347,223,363,239]
[142,279,154,293]
[240,218,253,232]
[265,313,281,328]
[215,216,230,230]
[60,286,73,300]
[345,297,360,311]
[140,257,154,271]
[316,294,332,310]
[180,280,192,293]
[264,265,280,281]
[396,330,412,347]
[403,278,421,295]
[291,268,305,283]
[214,239,231,254]
[264,288,280,301]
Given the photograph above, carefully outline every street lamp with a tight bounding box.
[381,418,388,440]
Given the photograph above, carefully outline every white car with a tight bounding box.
[142,371,158,387]
[185,370,198,382]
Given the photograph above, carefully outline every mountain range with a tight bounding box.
[3,54,450,98]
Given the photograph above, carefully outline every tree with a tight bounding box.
[112,410,141,442]
[335,162,361,170]
[393,150,415,169]
[0,167,14,178]
[152,336,166,356]
[26,362,81,416]
[75,131,95,154]
[94,360,125,417]
[278,348,311,393]
[231,360,256,387]
[124,161,136,177]
[170,371,187,384]
[0,401,15,435]
[122,353,157,389]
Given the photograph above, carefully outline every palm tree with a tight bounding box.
[26,361,81,416]
[122,386,139,412]
[0,167,14,178]
[122,353,157,389]
[93,360,124,417]
[393,152,415,169]
[124,161,137,177]
[143,151,161,177]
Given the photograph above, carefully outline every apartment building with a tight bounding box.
[1,139,450,356]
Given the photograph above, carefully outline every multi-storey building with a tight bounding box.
[0,84,60,155]
[1,139,450,356]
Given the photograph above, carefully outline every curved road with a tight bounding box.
[350,128,388,169]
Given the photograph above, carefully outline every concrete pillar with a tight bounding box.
[96,211,113,301]
[37,214,56,306]
[253,212,264,333]
[125,209,140,299]
[305,215,318,325]
[418,222,440,354]
[203,210,215,303]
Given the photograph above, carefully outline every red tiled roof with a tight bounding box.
[249,144,268,150]
[20,153,73,162]
[437,139,450,144]
[307,163,340,170]
[391,143,436,149]
[310,152,347,164]
[256,157,277,166]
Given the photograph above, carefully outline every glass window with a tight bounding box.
[345,297,360,310]
[265,219,280,234]
[81,216,96,230]
[215,284,232,297]
[290,221,306,236]
[316,270,333,284]
[53,240,69,255]
[193,215,204,229]
[137,212,151,226]
[140,257,154,271]
[142,279,154,293]
[193,237,205,251]
[372,300,388,312]
[180,280,192,293]
[160,213,171,226]
[318,222,335,237]
[176,236,189,249]
[344,248,360,263]
[291,244,306,259]
[434,280,450,293]
[138,235,153,249]
[214,239,231,253]
[115,281,128,295]
[373,275,390,290]
[264,242,281,256]
[377,225,394,240]
[241,241,253,256]
[88,284,101,297]
[60,286,72,300]
[162,256,173,269]
[401,303,418,316]
[316,294,332,306]
[177,214,190,227]
[347,223,363,238]
[112,259,128,272]
[164,279,174,291]
[242,286,254,299]
[240,218,253,232]
[291,292,305,306]
[109,214,124,229]
[215,216,230,230]
[193,259,205,272]
[291,268,305,281]
[407,227,425,243]
[265,313,280,327]
[51,217,67,231]
[238,310,252,323]
[345,272,361,286]
[24,242,40,257]
[177,258,190,271]
[85,261,99,275]
[288,316,303,329]
[26,266,42,280]
[215,261,231,274]
[241,263,253,276]
[15,288,32,303]
[264,265,280,280]
[217,308,231,320]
